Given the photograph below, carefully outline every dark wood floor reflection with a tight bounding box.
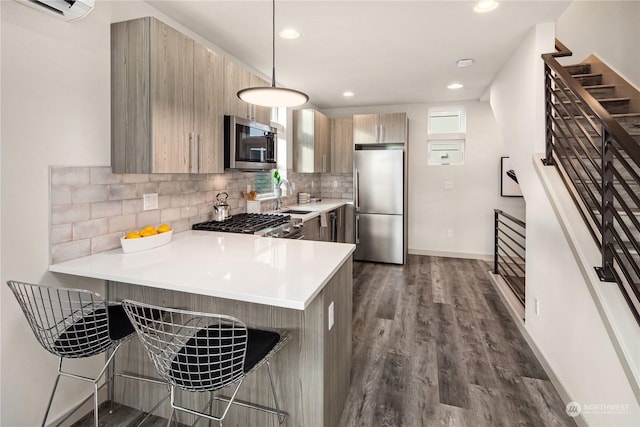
[338,255,576,427]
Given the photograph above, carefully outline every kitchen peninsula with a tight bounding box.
[49,231,355,426]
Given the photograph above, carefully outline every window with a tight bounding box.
[254,107,287,197]
[427,107,466,166]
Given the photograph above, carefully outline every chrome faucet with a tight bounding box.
[275,178,293,211]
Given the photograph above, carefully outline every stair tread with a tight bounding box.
[583,84,616,89]
[558,97,630,103]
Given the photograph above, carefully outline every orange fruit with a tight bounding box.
[157,224,172,233]
[125,231,141,239]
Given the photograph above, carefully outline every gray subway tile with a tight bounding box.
[52,204,91,225]
[51,167,90,186]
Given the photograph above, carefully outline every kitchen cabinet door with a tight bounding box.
[352,114,379,144]
[193,44,224,173]
[379,112,407,143]
[150,19,193,173]
[352,112,407,144]
[331,118,353,173]
[111,17,222,174]
[293,109,331,173]
[223,59,251,119]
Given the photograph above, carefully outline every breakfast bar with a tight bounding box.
[50,231,355,426]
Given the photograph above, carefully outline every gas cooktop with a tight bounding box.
[192,213,291,234]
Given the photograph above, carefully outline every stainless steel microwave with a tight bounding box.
[224,115,277,171]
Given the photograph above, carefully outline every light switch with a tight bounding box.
[143,193,158,211]
[444,181,454,190]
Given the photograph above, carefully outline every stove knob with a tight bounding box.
[271,232,280,238]
[283,227,291,233]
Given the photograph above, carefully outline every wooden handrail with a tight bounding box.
[541,40,640,164]
[552,38,572,58]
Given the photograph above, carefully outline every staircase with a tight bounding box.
[542,42,640,323]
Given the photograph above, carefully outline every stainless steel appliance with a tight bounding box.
[224,115,277,171]
[192,213,303,239]
[354,148,407,264]
[213,192,230,221]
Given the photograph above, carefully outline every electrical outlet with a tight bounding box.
[447,229,453,238]
[444,180,454,190]
[534,298,540,315]
[291,182,296,191]
[333,180,338,188]
[143,193,158,211]
[328,301,334,330]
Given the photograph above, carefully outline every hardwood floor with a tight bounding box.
[338,255,575,427]
[73,255,574,426]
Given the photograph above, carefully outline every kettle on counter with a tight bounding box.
[213,192,231,221]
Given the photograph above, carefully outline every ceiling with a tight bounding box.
[146,0,571,109]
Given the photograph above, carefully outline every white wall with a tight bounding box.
[490,22,639,426]
[323,102,525,259]
[0,1,247,424]
[556,0,640,86]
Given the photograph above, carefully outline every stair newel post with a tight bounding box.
[543,63,555,166]
[494,210,500,274]
[597,128,616,282]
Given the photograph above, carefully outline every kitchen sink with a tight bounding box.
[283,209,313,215]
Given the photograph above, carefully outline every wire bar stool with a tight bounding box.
[7,280,166,427]
[121,300,292,426]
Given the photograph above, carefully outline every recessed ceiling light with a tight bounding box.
[279,28,300,39]
[447,83,464,90]
[343,91,354,97]
[474,0,499,13]
[456,58,474,68]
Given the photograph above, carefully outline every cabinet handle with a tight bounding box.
[375,125,379,143]
[198,134,203,172]
[322,154,326,173]
[189,132,196,173]
[355,214,360,244]
[380,124,384,143]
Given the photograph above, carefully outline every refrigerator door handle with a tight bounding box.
[355,168,360,210]
[355,214,360,244]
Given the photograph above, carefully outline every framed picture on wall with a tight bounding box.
[501,157,523,197]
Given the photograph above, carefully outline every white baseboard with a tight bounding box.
[408,248,493,262]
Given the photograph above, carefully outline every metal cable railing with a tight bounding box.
[494,209,526,305]
[542,41,640,323]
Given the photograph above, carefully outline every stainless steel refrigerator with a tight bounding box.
[354,148,407,264]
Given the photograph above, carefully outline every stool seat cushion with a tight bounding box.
[169,325,280,391]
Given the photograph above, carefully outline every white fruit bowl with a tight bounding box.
[120,230,173,253]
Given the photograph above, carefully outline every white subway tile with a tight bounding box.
[52,205,90,225]
[91,201,122,219]
[160,208,181,223]
[108,214,137,233]
[51,186,72,206]
[122,174,150,184]
[91,167,121,185]
[137,210,161,228]
[91,233,122,254]
[108,184,137,200]
[51,224,72,244]
[51,239,90,264]
[72,185,109,204]
[123,199,142,214]
[51,167,90,186]
[73,218,109,240]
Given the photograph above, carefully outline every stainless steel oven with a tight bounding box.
[224,115,277,171]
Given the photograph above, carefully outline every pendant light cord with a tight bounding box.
[271,0,276,88]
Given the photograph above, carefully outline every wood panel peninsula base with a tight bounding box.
[49,231,354,426]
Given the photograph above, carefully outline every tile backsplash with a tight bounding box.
[49,166,328,263]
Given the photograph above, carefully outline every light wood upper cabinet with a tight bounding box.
[223,61,272,124]
[111,17,224,173]
[193,43,225,174]
[293,109,331,173]
[352,112,407,144]
[331,118,353,173]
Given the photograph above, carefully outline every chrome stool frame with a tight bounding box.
[7,280,166,427]
[121,300,292,426]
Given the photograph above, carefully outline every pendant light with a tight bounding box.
[237,0,309,107]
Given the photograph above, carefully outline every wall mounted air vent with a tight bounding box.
[14,0,95,22]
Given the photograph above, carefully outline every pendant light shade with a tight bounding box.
[237,0,308,108]
[238,86,308,108]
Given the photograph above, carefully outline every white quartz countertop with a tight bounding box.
[276,199,352,221]
[49,230,355,310]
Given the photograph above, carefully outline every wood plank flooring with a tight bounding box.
[338,255,575,427]
[72,255,574,426]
